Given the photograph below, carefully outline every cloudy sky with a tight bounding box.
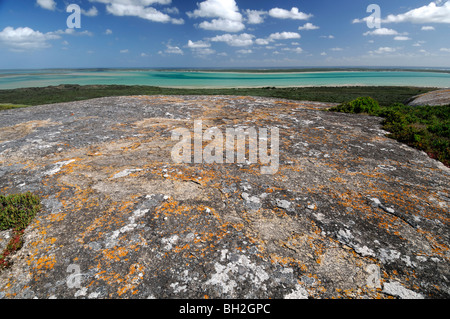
[0,0,449,69]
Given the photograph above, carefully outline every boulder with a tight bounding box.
[407,89,450,106]
[0,95,448,299]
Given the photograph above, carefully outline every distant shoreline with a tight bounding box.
[156,68,450,75]
[1,67,450,75]
[139,83,445,89]
[1,68,450,90]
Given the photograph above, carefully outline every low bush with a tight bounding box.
[329,98,450,167]
[329,96,381,114]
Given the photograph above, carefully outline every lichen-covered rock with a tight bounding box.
[0,230,13,253]
[0,95,449,299]
[407,89,450,106]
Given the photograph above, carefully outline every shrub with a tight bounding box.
[329,97,381,114]
[381,110,409,135]
[329,99,449,167]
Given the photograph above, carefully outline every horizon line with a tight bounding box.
[1,66,450,71]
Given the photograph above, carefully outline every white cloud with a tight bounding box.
[236,49,252,54]
[164,7,180,15]
[187,0,241,21]
[268,7,312,20]
[254,32,301,47]
[331,47,343,51]
[164,44,184,55]
[140,52,149,57]
[320,52,327,56]
[298,22,319,30]
[0,26,60,51]
[440,48,450,52]
[370,47,397,54]
[187,40,211,49]
[363,28,399,36]
[421,26,436,30]
[55,28,94,37]
[282,47,304,54]
[353,1,450,26]
[352,17,370,24]
[36,0,56,11]
[105,29,113,35]
[246,10,266,24]
[90,0,183,24]
[198,19,245,32]
[210,33,254,46]
[188,0,244,32]
[81,6,99,17]
[413,41,426,47]
[394,36,411,41]
[92,0,173,6]
[382,1,450,24]
[186,40,216,56]
[320,35,335,39]
[195,48,216,56]
[120,49,129,53]
[268,32,301,41]
[255,38,270,45]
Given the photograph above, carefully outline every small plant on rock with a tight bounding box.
[0,192,41,270]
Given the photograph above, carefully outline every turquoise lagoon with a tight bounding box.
[1,69,450,89]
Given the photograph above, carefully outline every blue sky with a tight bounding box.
[0,0,449,69]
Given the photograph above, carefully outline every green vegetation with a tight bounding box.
[0,192,41,270]
[329,98,450,166]
[0,104,29,111]
[329,96,381,114]
[0,192,40,231]
[0,84,434,107]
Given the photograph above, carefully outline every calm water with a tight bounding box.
[1,69,450,89]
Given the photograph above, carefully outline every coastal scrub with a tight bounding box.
[329,98,450,166]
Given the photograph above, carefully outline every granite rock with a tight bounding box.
[407,89,450,106]
[0,95,449,299]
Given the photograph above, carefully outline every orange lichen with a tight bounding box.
[116,263,145,296]
[35,255,56,271]
[102,246,129,262]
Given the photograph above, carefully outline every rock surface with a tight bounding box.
[0,95,449,299]
[407,89,450,106]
